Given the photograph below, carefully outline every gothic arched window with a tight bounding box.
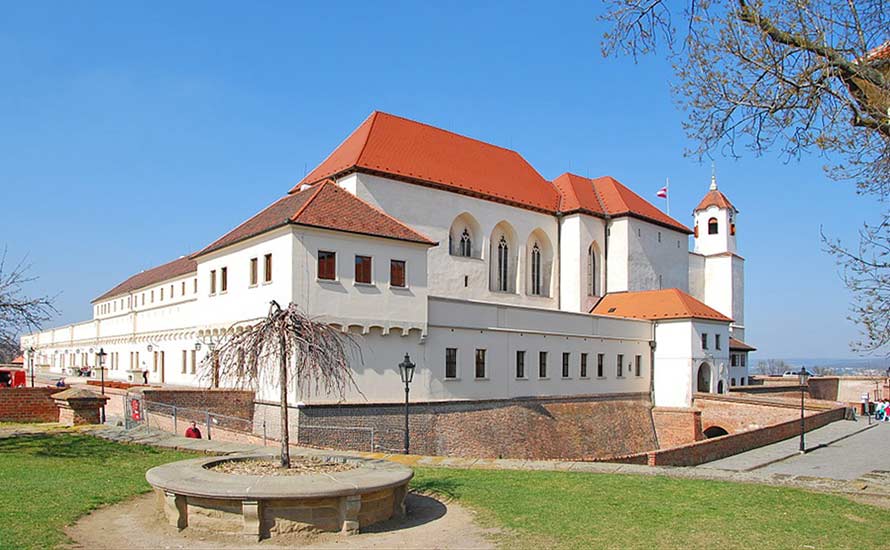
[497,236,509,292]
[530,243,542,295]
[459,229,472,257]
[708,217,719,235]
[587,245,596,296]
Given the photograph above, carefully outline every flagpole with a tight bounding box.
[666,177,670,217]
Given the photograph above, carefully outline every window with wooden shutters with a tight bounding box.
[390,260,406,287]
[354,255,372,284]
[318,251,336,280]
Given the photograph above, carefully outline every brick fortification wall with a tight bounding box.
[137,389,255,421]
[0,388,60,422]
[652,407,702,448]
[296,393,658,459]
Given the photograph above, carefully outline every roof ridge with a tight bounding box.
[588,176,609,217]
[354,111,380,167]
[290,180,331,222]
[372,110,526,156]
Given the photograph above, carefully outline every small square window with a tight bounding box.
[318,251,336,280]
[390,260,406,288]
[355,255,372,284]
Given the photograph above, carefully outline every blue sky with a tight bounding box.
[0,1,881,359]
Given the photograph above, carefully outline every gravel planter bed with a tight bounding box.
[209,458,357,476]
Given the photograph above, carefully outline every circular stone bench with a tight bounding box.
[146,452,413,541]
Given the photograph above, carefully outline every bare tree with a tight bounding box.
[756,358,789,375]
[0,247,56,362]
[203,301,361,468]
[601,1,888,193]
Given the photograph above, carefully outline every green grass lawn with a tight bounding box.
[412,468,890,550]
[0,431,195,550]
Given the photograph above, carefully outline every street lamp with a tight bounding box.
[27,346,36,387]
[398,353,416,455]
[197,334,219,387]
[798,366,810,454]
[96,348,107,423]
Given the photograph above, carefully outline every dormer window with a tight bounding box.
[708,217,718,235]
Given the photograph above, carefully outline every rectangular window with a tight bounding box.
[264,253,272,283]
[170,284,174,298]
[181,281,186,296]
[190,350,197,374]
[181,350,187,374]
[355,255,372,284]
[617,354,624,377]
[445,348,457,379]
[151,290,155,303]
[539,351,548,378]
[475,349,486,378]
[702,333,708,350]
[516,350,526,378]
[221,267,228,292]
[741,354,746,367]
[318,251,336,280]
[562,352,570,378]
[390,260,406,288]
[160,287,164,301]
[731,354,738,367]
[193,278,198,293]
[635,355,642,377]
[250,258,258,286]
[581,353,588,378]
[210,270,217,294]
[597,353,604,377]
[715,334,721,350]
[153,351,158,372]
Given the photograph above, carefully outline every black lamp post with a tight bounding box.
[96,348,107,423]
[197,334,219,387]
[27,346,36,387]
[798,366,810,454]
[398,353,416,455]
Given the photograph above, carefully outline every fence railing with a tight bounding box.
[122,394,405,453]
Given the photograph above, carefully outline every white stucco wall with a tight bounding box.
[693,205,737,256]
[653,319,731,408]
[559,214,606,313]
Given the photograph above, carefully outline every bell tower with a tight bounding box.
[693,173,738,256]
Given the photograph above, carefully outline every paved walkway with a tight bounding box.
[701,417,876,472]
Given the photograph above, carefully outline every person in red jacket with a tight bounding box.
[185,421,202,439]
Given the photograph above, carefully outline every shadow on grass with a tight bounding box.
[410,475,464,500]
[0,433,164,460]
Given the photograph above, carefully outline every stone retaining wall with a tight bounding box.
[0,387,60,422]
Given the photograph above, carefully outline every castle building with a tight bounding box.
[22,111,754,414]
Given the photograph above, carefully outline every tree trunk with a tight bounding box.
[279,333,290,468]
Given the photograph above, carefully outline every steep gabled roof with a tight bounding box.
[729,337,757,351]
[592,288,732,322]
[93,255,197,303]
[695,189,737,212]
[294,111,561,213]
[553,172,691,234]
[196,180,436,258]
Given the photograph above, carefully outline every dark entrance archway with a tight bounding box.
[717,380,725,394]
[696,363,712,393]
[703,426,729,438]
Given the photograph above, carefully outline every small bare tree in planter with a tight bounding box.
[203,301,361,468]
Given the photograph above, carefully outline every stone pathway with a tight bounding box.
[80,424,890,505]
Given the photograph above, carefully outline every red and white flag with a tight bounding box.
[656,186,668,198]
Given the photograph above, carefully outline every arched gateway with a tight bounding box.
[696,363,712,393]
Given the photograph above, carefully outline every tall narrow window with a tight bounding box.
[264,254,272,283]
[561,352,570,378]
[250,258,258,286]
[354,255,372,284]
[581,353,588,377]
[530,243,542,295]
[538,351,548,378]
[181,350,187,374]
[151,290,155,303]
[715,334,722,350]
[153,351,158,372]
[209,271,216,295]
[708,217,719,234]
[181,281,186,296]
[221,267,228,292]
[390,260,406,288]
[516,350,526,378]
[170,284,174,298]
[617,354,624,377]
[445,348,457,379]
[587,245,596,296]
[597,353,604,377]
[635,355,642,377]
[318,251,336,280]
[702,333,709,349]
[459,229,471,257]
[190,350,196,374]
[193,278,198,293]
[497,236,509,292]
[160,287,164,301]
[475,349,486,378]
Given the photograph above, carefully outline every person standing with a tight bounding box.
[185,421,202,439]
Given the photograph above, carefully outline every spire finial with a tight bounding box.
[710,162,717,191]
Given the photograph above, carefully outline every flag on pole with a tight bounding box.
[656,186,668,198]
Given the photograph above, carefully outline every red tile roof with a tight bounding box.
[554,173,691,233]
[592,288,732,322]
[695,189,737,212]
[93,255,197,303]
[295,111,561,212]
[11,355,24,365]
[865,41,890,61]
[729,337,756,351]
[196,180,436,258]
